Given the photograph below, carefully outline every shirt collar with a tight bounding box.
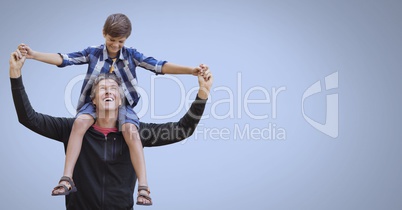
[101,44,126,61]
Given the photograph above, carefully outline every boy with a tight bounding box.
[18,13,207,206]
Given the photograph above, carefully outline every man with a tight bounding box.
[9,50,212,210]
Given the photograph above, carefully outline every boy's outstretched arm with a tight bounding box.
[161,62,207,75]
[17,43,63,66]
[161,63,210,82]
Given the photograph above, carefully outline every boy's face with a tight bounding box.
[104,34,127,57]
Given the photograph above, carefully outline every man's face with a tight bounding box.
[104,34,127,57]
[92,79,121,114]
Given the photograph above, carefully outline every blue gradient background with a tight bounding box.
[1,0,401,209]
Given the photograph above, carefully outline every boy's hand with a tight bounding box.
[192,64,210,81]
[191,66,202,76]
[17,43,35,59]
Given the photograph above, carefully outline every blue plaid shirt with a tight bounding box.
[58,44,167,111]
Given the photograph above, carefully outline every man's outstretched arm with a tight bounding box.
[10,50,73,142]
[140,68,213,147]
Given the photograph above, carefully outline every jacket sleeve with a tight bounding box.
[139,95,207,147]
[11,76,74,143]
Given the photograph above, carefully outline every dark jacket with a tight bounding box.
[11,76,206,210]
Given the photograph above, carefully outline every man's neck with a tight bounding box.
[94,113,118,128]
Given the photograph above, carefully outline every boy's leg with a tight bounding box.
[52,114,94,195]
[122,123,151,205]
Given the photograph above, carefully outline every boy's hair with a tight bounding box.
[103,13,132,38]
[90,73,123,101]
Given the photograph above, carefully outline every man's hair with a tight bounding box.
[90,73,123,101]
[103,13,132,38]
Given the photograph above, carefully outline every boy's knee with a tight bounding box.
[122,123,138,132]
[75,114,95,126]
[122,123,140,140]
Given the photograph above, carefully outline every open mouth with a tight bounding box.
[103,97,115,102]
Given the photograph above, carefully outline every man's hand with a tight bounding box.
[197,67,213,100]
[17,43,35,59]
[10,50,26,78]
